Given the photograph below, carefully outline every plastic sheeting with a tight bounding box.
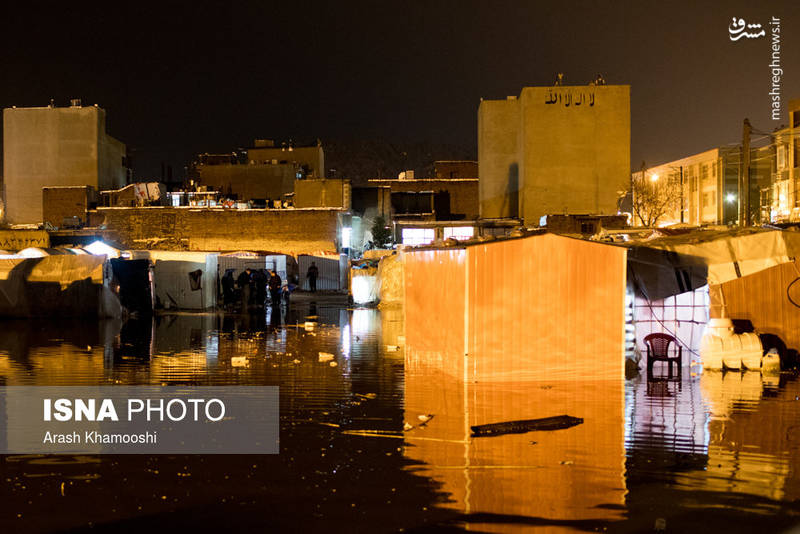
[351,269,379,305]
[376,253,404,307]
[633,228,800,286]
[0,255,121,318]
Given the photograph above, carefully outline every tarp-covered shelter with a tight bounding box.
[404,228,800,381]
[0,255,121,317]
[130,251,219,310]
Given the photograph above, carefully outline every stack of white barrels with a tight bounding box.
[700,318,780,372]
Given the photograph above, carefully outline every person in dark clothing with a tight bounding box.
[268,270,282,304]
[237,268,252,308]
[252,268,267,307]
[221,269,235,308]
[307,262,319,292]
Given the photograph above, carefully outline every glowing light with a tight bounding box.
[650,173,659,182]
[85,240,120,258]
[401,228,434,246]
[342,227,352,249]
[341,324,351,358]
[443,226,475,240]
[351,308,371,336]
[18,248,48,258]
[726,193,737,203]
[351,276,374,304]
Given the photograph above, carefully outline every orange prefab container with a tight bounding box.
[404,233,628,382]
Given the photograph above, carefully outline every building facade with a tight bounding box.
[191,139,325,203]
[3,101,128,224]
[633,144,776,227]
[478,85,631,226]
[770,99,800,222]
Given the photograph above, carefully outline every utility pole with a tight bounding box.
[740,118,752,227]
[639,161,646,226]
[679,165,684,224]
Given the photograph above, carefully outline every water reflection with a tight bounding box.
[2,306,800,531]
[403,368,626,531]
[1,304,461,532]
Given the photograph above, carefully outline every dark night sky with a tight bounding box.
[1,1,798,178]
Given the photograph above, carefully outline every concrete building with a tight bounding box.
[247,139,324,178]
[478,85,630,226]
[293,179,351,209]
[368,176,479,221]
[191,139,325,203]
[432,160,478,179]
[633,143,775,227]
[3,100,129,224]
[771,99,800,222]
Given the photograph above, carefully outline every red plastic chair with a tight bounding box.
[644,333,682,377]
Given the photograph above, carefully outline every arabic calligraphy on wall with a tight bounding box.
[729,17,765,41]
[544,90,595,107]
[0,231,49,250]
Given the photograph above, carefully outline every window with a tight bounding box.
[401,228,435,246]
[795,139,800,168]
[778,145,787,170]
[443,226,474,240]
[701,165,708,181]
[702,193,709,208]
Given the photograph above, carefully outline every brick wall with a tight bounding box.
[43,186,94,227]
[98,207,341,256]
[368,179,479,219]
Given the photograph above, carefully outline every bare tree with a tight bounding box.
[631,169,682,227]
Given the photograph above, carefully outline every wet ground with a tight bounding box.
[1,296,800,532]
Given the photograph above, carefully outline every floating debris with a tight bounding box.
[471,415,583,438]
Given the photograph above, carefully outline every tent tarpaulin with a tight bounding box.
[630,228,800,286]
[0,255,120,317]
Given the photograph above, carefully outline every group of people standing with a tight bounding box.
[219,261,320,311]
[221,267,286,310]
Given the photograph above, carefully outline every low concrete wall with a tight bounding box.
[0,230,50,250]
[98,207,342,256]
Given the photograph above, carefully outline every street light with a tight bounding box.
[650,173,659,182]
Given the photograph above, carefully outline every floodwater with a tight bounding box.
[1,299,800,533]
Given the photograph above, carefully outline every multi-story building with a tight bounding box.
[478,84,630,226]
[770,99,800,222]
[632,142,779,227]
[191,139,324,203]
[2,100,129,224]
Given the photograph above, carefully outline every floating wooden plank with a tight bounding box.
[470,415,583,437]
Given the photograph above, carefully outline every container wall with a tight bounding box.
[467,234,627,381]
[404,248,467,380]
[404,233,627,382]
[714,260,800,356]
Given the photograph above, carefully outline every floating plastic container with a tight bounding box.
[700,318,763,371]
[761,349,781,374]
